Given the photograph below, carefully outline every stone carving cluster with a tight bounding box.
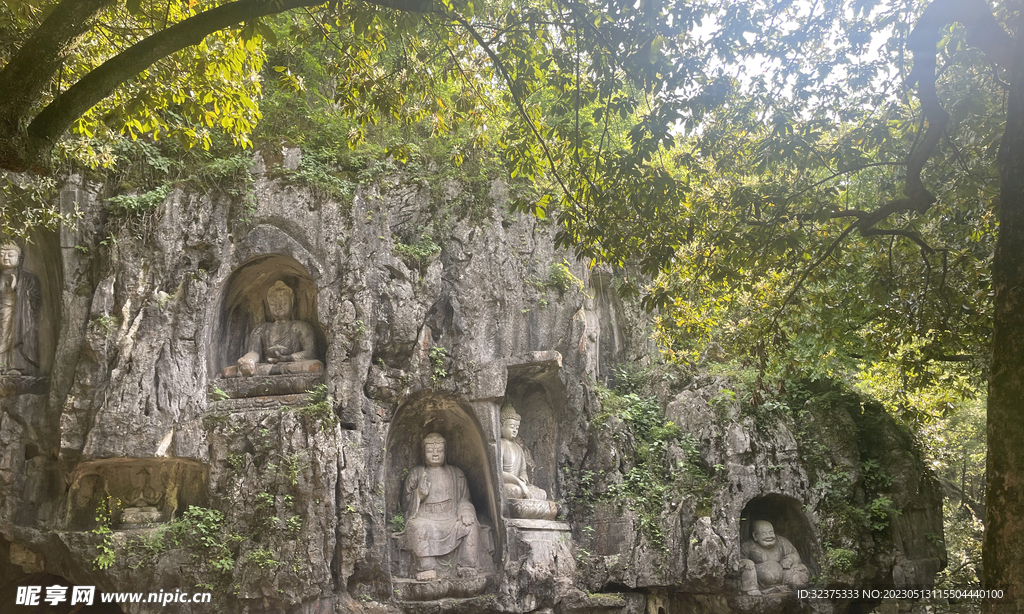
[38,251,821,604]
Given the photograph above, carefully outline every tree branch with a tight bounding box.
[0,0,114,127]
[23,0,435,163]
[860,227,936,254]
[0,0,115,170]
[26,0,332,154]
[453,15,578,210]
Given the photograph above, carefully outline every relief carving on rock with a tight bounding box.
[397,432,493,599]
[0,240,40,376]
[739,520,811,595]
[66,459,207,530]
[221,281,323,378]
[500,399,558,520]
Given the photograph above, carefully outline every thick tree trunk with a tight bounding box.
[984,9,1024,613]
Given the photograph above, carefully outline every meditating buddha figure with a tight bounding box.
[402,432,485,580]
[222,281,323,378]
[740,520,810,595]
[500,399,558,519]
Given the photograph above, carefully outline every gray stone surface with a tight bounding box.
[0,149,944,614]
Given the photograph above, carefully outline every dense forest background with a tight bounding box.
[0,0,1013,608]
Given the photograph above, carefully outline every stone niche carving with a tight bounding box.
[210,255,326,398]
[500,399,557,520]
[66,459,208,529]
[500,356,565,519]
[499,354,576,588]
[386,395,498,601]
[0,237,59,395]
[737,494,819,596]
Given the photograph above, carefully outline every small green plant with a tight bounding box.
[92,314,119,334]
[92,500,117,570]
[391,512,405,532]
[429,346,449,388]
[825,547,857,573]
[255,492,275,511]
[128,526,168,569]
[106,184,171,223]
[227,453,245,474]
[254,427,273,451]
[394,234,441,272]
[210,387,231,401]
[169,506,235,574]
[246,548,282,569]
[286,515,303,535]
[279,149,356,204]
[544,260,584,295]
[284,451,310,486]
[862,495,901,532]
[298,384,337,429]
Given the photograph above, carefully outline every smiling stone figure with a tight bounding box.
[739,520,810,595]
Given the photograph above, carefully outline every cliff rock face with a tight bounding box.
[0,148,943,614]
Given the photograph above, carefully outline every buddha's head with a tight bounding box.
[266,281,294,321]
[422,432,447,467]
[500,399,521,439]
[0,241,22,271]
[751,520,777,549]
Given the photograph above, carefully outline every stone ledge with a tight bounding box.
[505,518,571,531]
[207,393,311,414]
[0,375,49,397]
[208,372,324,399]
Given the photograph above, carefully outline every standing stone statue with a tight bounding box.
[500,400,558,519]
[0,241,40,375]
[740,520,810,595]
[221,281,323,377]
[402,432,485,581]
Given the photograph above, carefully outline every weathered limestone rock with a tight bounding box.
[0,149,944,614]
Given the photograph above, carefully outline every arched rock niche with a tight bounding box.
[385,393,500,578]
[503,357,568,501]
[209,254,326,379]
[66,458,208,530]
[740,494,819,575]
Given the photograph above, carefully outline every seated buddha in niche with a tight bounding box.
[501,399,558,519]
[740,520,810,595]
[222,281,323,378]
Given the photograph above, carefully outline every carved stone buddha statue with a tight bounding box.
[500,400,558,520]
[0,241,40,375]
[740,520,811,595]
[221,281,323,378]
[401,432,487,582]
